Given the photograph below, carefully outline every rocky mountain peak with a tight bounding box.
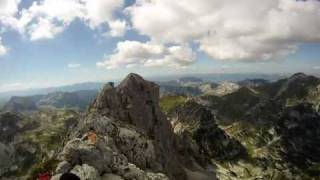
[91,73,162,134]
[87,73,187,179]
[117,73,160,104]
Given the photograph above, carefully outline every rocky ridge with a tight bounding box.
[175,73,320,179]
[52,73,216,180]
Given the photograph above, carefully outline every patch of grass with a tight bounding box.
[160,95,187,113]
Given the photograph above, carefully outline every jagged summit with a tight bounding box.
[117,73,156,89]
[56,73,197,180]
[90,73,161,133]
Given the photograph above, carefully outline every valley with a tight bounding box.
[0,73,319,180]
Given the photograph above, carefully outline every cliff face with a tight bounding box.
[52,73,214,180]
[169,100,246,161]
[90,73,186,179]
[91,74,164,135]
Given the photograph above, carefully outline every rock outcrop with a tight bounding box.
[53,73,213,180]
[90,74,186,177]
[169,100,246,161]
[276,103,320,171]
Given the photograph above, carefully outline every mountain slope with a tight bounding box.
[164,73,320,179]
[0,110,79,179]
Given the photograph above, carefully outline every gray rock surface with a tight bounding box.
[54,74,191,180]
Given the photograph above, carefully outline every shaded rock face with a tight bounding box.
[277,103,320,171]
[0,112,22,143]
[57,74,190,180]
[0,112,37,177]
[0,112,21,176]
[91,74,163,135]
[170,101,246,161]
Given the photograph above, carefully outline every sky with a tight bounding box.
[0,0,320,92]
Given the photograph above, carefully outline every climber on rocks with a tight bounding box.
[82,127,98,145]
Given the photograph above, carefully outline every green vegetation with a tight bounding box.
[6,109,79,179]
[201,87,261,125]
[160,95,187,113]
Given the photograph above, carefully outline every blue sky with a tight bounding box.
[0,0,320,92]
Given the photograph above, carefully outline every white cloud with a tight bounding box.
[97,40,196,69]
[81,0,124,28]
[25,0,85,24]
[0,0,127,41]
[19,0,86,40]
[0,37,8,56]
[108,20,127,37]
[0,0,20,16]
[128,0,320,61]
[28,18,64,41]
[68,63,81,68]
[0,0,23,33]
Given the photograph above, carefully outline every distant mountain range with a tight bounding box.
[0,73,286,109]
[2,90,98,112]
[1,72,320,179]
[0,82,104,108]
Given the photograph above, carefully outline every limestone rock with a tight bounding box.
[89,73,187,179]
[71,164,100,180]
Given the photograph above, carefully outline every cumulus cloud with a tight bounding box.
[82,0,124,28]
[0,0,20,16]
[0,0,126,41]
[128,0,320,61]
[108,20,127,37]
[68,63,81,68]
[1,0,320,67]
[28,18,64,41]
[97,40,196,69]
